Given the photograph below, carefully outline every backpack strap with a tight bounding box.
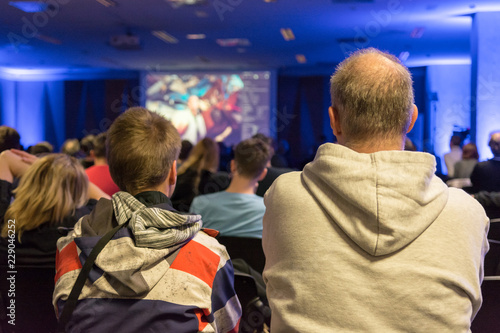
[57,219,130,332]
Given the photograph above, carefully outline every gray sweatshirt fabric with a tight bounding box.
[262,143,489,333]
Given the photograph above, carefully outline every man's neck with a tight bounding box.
[225,176,258,195]
[344,140,405,154]
[93,157,107,166]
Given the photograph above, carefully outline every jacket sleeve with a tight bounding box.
[210,258,241,332]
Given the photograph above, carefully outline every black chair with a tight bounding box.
[217,236,265,274]
[471,276,500,332]
[0,265,57,333]
[488,218,500,241]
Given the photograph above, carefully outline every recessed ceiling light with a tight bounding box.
[399,51,410,62]
[186,34,206,40]
[95,0,116,7]
[280,28,295,41]
[296,54,306,63]
[410,27,425,39]
[152,31,178,44]
[216,38,250,47]
[9,1,48,13]
[263,0,276,2]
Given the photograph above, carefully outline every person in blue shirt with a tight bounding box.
[190,137,271,238]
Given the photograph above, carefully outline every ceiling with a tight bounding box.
[1,0,499,73]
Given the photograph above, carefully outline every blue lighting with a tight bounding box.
[8,1,48,13]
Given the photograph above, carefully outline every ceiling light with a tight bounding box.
[216,38,250,47]
[95,0,116,7]
[9,1,48,13]
[263,0,277,2]
[399,51,410,62]
[152,31,178,44]
[280,28,295,41]
[296,54,306,63]
[410,27,425,39]
[186,34,206,40]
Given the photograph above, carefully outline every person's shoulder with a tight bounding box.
[191,230,230,261]
[447,187,488,221]
[264,171,302,200]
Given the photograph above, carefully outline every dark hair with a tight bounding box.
[179,140,193,161]
[0,126,21,152]
[234,138,271,179]
[92,133,107,158]
[107,107,181,194]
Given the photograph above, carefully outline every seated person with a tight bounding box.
[0,150,104,333]
[474,191,500,219]
[172,137,229,212]
[53,107,241,333]
[85,132,120,196]
[190,138,271,238]
[0,150,102,266]
[470,131,500,193]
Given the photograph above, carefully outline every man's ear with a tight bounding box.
[407,105,418,133]
[230,160,236,174]
[257,167,268,181]
[329,106,342,137]
[168,160,177,186]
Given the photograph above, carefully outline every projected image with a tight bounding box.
[145,72,271,146]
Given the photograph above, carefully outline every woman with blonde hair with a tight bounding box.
[0,150,105,266]
[171,137,229,211]
[0,150,106,333]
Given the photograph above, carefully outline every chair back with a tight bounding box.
[217,236,265,273]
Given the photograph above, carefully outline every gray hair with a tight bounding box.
[330,48,414,145]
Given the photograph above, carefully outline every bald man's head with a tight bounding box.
[330,48,415,146]
[489,131,500,157]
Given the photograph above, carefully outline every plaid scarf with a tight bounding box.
[111,191,202,249]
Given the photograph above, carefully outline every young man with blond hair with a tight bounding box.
[262,48,489,332]
[53,107,241,333]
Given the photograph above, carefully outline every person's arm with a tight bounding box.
[473,191,500,209]
[0,150,34,183]
[88,182,111,200]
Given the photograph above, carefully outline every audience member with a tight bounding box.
[0,126,21,152]
[53,107,241,332]
[178,139,193,167]
[85,132,120,196]
[0,151,104,333]
[27,141,54,156]
[474,191,500,219]
[60,138,81,157]
[190,137,271,238]
[80,134,96,169]
[171,137,229,211]
[0,151,99,266]
[454,143,479,179]
[262,48,489,332]
[470,131,500,193]
[444,135,462,177]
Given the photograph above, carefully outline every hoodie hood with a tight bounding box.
[302,143,448,256]
[76,192,203,296]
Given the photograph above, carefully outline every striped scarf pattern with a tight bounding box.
[111,191,202,249]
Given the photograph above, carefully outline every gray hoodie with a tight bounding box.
[263,143,489,333]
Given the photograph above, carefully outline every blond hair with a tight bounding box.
[177,137,220,194]
[107,107,181,194]
[1,154,89,240]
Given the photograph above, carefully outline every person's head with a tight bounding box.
[179,140,194,162]
[232,138,272,180]
[178,137,220,175]
[462,143,479,160]
[450,135,462,148]
[489,131,500,157]
[2,154,88,240]
[27,141,54,156]
[329,48,417,152]
[61,138,81,157]
[107,107,181,195]
[80,134,96,157]
[91,132,107,159]
[0,126,21,152]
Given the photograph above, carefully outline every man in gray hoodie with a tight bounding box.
[262,48,489,332]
